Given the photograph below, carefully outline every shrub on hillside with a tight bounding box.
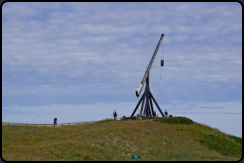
[200,134,242,158]
[229,135,242,144]
[153,116,194,125]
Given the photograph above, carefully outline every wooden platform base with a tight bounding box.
[122,115,173,120]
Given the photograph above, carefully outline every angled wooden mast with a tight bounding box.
[131,34,164,118]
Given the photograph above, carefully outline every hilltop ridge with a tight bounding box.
[2,117,242,161]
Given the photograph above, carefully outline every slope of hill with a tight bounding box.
[2,117,242,161]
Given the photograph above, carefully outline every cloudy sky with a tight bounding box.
[2,2,242,137]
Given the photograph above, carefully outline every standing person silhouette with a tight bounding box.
[54,117,57,126]
[113,110,117,120]
[164,110,168,117]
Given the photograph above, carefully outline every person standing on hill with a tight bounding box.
[113,110,117,120]
[164,110,168,117]
[54,117,57,126]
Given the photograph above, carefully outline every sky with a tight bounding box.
[2,2,242,137]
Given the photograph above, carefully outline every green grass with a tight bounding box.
[2,119,242,161]
[96,118,114,123]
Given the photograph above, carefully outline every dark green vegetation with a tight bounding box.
[154,116,194,124]
[200,134,242,158]
[155,116,242,158]
[229,135,242,144]
[2,118,242,161]
[176,128,183,131]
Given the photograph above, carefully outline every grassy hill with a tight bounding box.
[2,117,242,161]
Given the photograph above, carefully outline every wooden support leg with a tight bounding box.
[131,92,145,117]
[149,94,154,117]
[147,97,151,117]
[143,100,147,116]
[144,92,150,117]
[150,91,164,117]
[147,91,152,117]
[140,92,146,116]
[149,94,154,113]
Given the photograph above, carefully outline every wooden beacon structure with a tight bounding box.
[130,34,165,118]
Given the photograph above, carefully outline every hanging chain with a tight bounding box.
[156,41,164,100]
[157,67,163,99]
